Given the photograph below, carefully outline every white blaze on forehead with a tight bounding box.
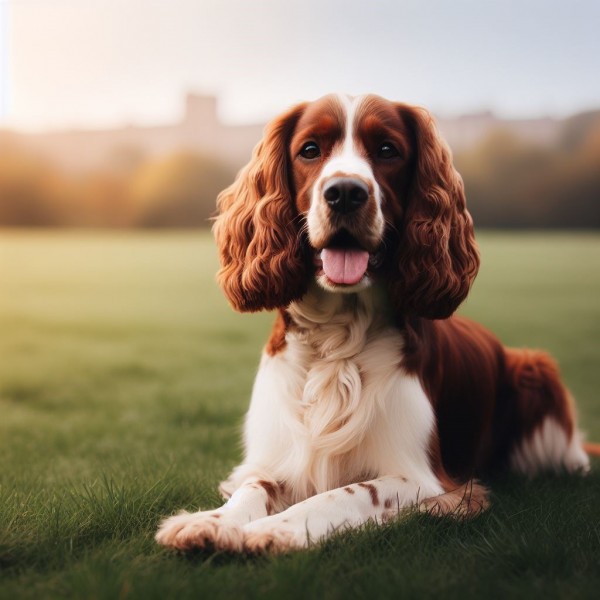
[319,94,374,180]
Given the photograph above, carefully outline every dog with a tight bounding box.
[156,93,593,554]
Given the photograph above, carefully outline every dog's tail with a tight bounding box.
[583,442,600,457]
[503,348,591,474]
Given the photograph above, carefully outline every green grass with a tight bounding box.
[0,230,599,599]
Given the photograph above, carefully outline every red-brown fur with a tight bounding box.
[384,105,479,320]
[265,310,290,357]
[213,103,310,312]
[401,316,581,480]
[213,94,592,492]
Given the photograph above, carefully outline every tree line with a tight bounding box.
[0,111,599,229]
[455,111,600,228]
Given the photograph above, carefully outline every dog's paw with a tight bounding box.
[155,509,244,552]
[242,517,310,554]
[418,481,490,519]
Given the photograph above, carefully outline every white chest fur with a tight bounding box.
[240,285,441,503]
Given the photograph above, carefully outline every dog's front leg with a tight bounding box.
[156,476,285,552]
[242,475,430,553]
[242,476,490,554]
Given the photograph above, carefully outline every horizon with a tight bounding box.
[1,0,600,132]
[3,90,599,137]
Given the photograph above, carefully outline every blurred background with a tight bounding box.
[0,0,599,229]
[1,3,600,594]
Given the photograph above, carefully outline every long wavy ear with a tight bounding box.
[388,105,480,319]
[213,103,309,312]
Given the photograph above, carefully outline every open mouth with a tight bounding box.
[313,230,384,287]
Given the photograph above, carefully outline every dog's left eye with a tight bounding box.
[378,143,400,159]
[299,142,321,160]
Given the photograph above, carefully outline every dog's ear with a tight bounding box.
[388,105,479,319]
[213,103,309,312]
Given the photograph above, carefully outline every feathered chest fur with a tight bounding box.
[237,285,437,503]
[287,285,392,449]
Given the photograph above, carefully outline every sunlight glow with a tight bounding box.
[3,0,600,131]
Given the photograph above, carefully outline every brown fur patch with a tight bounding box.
[358,482,379,506]
[504,348,575,441]
[257,479,281,516]
[344,487,355,494]
[384,498,394,509]
[257,480,278,501]
[403,315,582,480]
[583,442,600,457]
[265,310,292,356]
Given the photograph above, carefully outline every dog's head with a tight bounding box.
[213,94,479,319]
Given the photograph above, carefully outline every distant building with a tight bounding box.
[436,111,560,152]
[0,93,563,173]
[0,93,264,173]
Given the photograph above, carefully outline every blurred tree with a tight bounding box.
[128,151,234,227]
[456,115,600,229]
[71,172,132,227]
[0,146,69,226]
[105,145,148,176]
[0,118,598,229]
[559,110,600,151]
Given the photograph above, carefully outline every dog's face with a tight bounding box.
[214,94,479,319]
[289,94,413,293]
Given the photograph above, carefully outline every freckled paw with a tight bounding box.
[155,510,244,552]
[243,522,307,554]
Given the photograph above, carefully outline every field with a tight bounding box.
[1,230,599,599]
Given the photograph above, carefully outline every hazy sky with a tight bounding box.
[1,0,599,131]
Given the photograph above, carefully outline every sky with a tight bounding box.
[1,0,599,131]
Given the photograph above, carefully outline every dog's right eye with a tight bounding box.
[299,142,321,160]
[378,142,400,159]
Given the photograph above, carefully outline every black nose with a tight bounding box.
[323,177,369,214]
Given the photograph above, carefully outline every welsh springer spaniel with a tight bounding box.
[156,94,592,554]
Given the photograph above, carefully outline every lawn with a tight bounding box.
[0,230,599,599]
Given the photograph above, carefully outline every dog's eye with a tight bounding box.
[299,142,321,160]
[378,143,400,159]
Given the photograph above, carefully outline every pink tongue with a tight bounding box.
[321,248,369,285]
